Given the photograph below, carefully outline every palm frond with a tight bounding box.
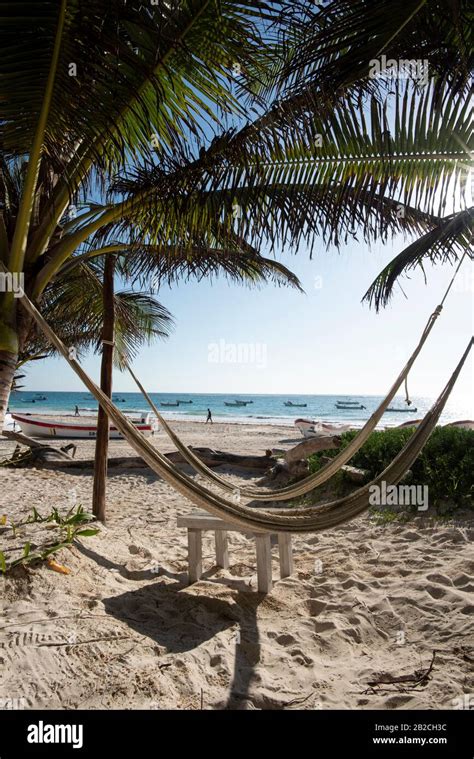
[113,243,303,292]
[282,0,472,99]
[19,263,173,368]
[96,81,471,258]
[363,207,474,310]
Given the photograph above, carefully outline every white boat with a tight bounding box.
[444,419,474,430]
[10,413,155,439]
[3,413,16,433]
[295,418,352,439]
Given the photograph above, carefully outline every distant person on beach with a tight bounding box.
[206,408,213,424]
[74,405,80,416]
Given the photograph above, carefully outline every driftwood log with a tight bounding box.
[2,430,76,463]
[1,432,277,472]
[284,435,341,465]
[263,434,342,485]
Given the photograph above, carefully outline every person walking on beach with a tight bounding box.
[206,408,213,424]
[74,405,80,417]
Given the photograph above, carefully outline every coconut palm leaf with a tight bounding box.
[281,0,472,99]
[363,207,474,310]
[72,81,469,262]
[113,244,303,291]
[2,0,291,265]
[20,264,173,369]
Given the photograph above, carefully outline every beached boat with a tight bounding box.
[386,406,418,412]
[392,419,422,429]
[295,418,352,439]
[10,413,154,439]
[284,401,307,407]
[445,419,474,430]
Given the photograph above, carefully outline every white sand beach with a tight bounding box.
[1,420,472,711]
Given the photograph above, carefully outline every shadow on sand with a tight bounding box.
[77,542,265,708]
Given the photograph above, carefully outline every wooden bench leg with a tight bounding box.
[278,533,294,578]
[215,530,229,569]
[255,534,272,593]
[188,528,202,584]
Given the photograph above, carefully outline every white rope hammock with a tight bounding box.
[17,286,473,533]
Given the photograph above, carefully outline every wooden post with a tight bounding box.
[278,533,294,578]
[92,255,115,523]
[255,533,272,593]
[188,529,203,583]
[215,530,229,568]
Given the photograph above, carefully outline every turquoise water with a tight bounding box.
[8,391,471,428]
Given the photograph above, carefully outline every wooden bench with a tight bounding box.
[176,511,293,593]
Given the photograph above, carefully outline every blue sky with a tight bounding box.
[25,231,473,407]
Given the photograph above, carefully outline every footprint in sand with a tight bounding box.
[424,584,447,600]
[275,633,297,646]
[312,620,337,634]
[305,599,327,617]
[453,573,474,590]
[426,573,453,586]
[128,544,152,559]
[384,694,415,708]
[289,648,314,666]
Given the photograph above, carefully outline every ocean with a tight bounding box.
[8,391,472,428]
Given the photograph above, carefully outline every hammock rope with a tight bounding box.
[16,289,473,533]
[126,304,440,500]
[124,252,469,501]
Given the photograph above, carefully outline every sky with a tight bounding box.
[24,230,473,407]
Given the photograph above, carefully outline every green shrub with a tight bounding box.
[308,426,474,511]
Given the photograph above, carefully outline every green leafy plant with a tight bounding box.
[308,426,474,512]
[0,505,100,573]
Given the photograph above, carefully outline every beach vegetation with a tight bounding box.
[0,505,99,574]
[308,426,474,511]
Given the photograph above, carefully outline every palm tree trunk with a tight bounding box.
[0,296,22,426]
[92,256,115,522]
[0,349,17,424]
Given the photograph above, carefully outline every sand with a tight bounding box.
[0,420,473,711]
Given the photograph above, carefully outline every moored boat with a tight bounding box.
[284,401,307,407]
[386,406,418,412]
[335,401,366,410]
[10,413,154,439]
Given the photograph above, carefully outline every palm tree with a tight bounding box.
[15,238,302,518]
[0,1,471,424]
